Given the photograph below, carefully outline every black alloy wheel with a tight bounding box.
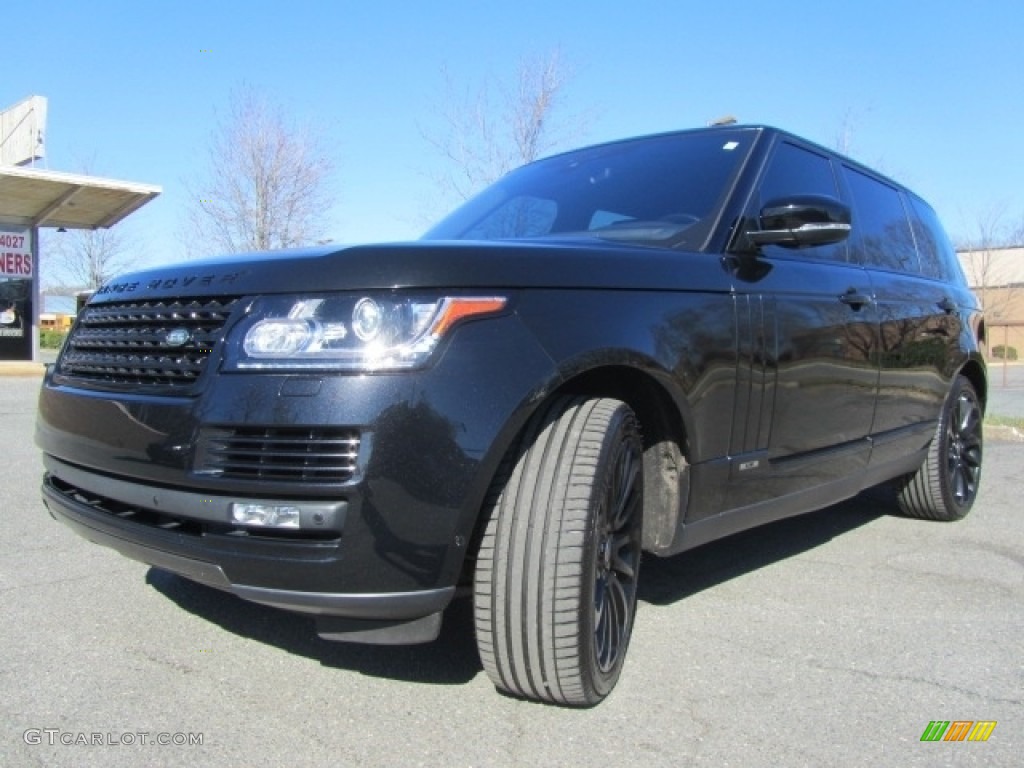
[474,395,643,706]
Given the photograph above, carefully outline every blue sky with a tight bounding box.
[4,0,1023,279]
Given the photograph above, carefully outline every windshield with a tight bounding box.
[423,129,753,248]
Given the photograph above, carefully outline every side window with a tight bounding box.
[841,166,920,274]
[909,196,964,283]
[756,142,846,262]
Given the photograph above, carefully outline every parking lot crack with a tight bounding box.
[805,660,1023,706]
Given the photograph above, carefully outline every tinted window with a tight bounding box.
[842,166,919,273]
[462,196,557,239]
[757,142,846,262]
[424,131,752,248]
[908,195,963,283]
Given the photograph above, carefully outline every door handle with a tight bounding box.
[839,289,871,310]
[937,296,958,315]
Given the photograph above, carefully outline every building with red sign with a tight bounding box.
[0,95,160,362]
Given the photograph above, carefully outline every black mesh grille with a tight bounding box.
[56,297,240,391]
[195,426,361,483]
[44,475,340,542]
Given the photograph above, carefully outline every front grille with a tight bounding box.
[195,426,361,483]
[48,474,218,536]
[57,297,241,392]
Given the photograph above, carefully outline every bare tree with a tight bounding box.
[46,227,132,291]
[834,108,862,156]
[184,87,334,254]
[1011,213,1024,247]
[957,205,1021,321]
[424,49,588,203]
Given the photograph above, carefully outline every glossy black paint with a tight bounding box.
[36,125,985,641]
[749,195,852,247]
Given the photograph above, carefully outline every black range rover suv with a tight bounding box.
[37,125,985,706]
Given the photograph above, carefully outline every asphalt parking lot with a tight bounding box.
[1,370,1021,767]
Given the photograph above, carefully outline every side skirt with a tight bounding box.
[649,438,930,558]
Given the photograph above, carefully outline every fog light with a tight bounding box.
[231,503,301,528]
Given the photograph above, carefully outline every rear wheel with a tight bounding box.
[473,396,643,706]
[897,375,983,521]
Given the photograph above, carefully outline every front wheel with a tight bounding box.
[897,375,983,521]
[473,396,643,706]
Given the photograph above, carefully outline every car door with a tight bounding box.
[839,166,962,468]
[724,139,880,510]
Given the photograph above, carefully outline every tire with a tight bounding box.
[474,395,643,706]
[897,375,983,521]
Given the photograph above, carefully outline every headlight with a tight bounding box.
[228,294,507,371]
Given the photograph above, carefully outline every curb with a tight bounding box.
[987,424,1024,443]
[0,362,46,376]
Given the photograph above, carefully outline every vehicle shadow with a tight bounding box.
[147,491,891,686]
[146,568,483,685]
[639,491,887,605]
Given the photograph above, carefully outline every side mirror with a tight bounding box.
[748,195,851,248]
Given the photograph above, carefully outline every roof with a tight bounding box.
[958,246,1024,289]
[0,165,160,230]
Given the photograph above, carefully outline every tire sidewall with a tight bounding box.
[936,377,982,518]
[576,404,643,701]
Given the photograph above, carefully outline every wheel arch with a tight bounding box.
[495,364,692,554]
[553,366,691,553]
[958,358,987,414]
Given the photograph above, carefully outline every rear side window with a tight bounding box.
[908,196,964,283]
[756,141,846,262]
[842,166,920,274]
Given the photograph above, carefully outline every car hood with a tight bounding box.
[90,238,734,303]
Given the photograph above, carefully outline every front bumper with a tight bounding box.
[42,461,456,642]
[36,310,559,643]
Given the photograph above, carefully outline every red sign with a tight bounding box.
[0,229,32,277]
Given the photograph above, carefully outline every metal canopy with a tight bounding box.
[0,165,161,230]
